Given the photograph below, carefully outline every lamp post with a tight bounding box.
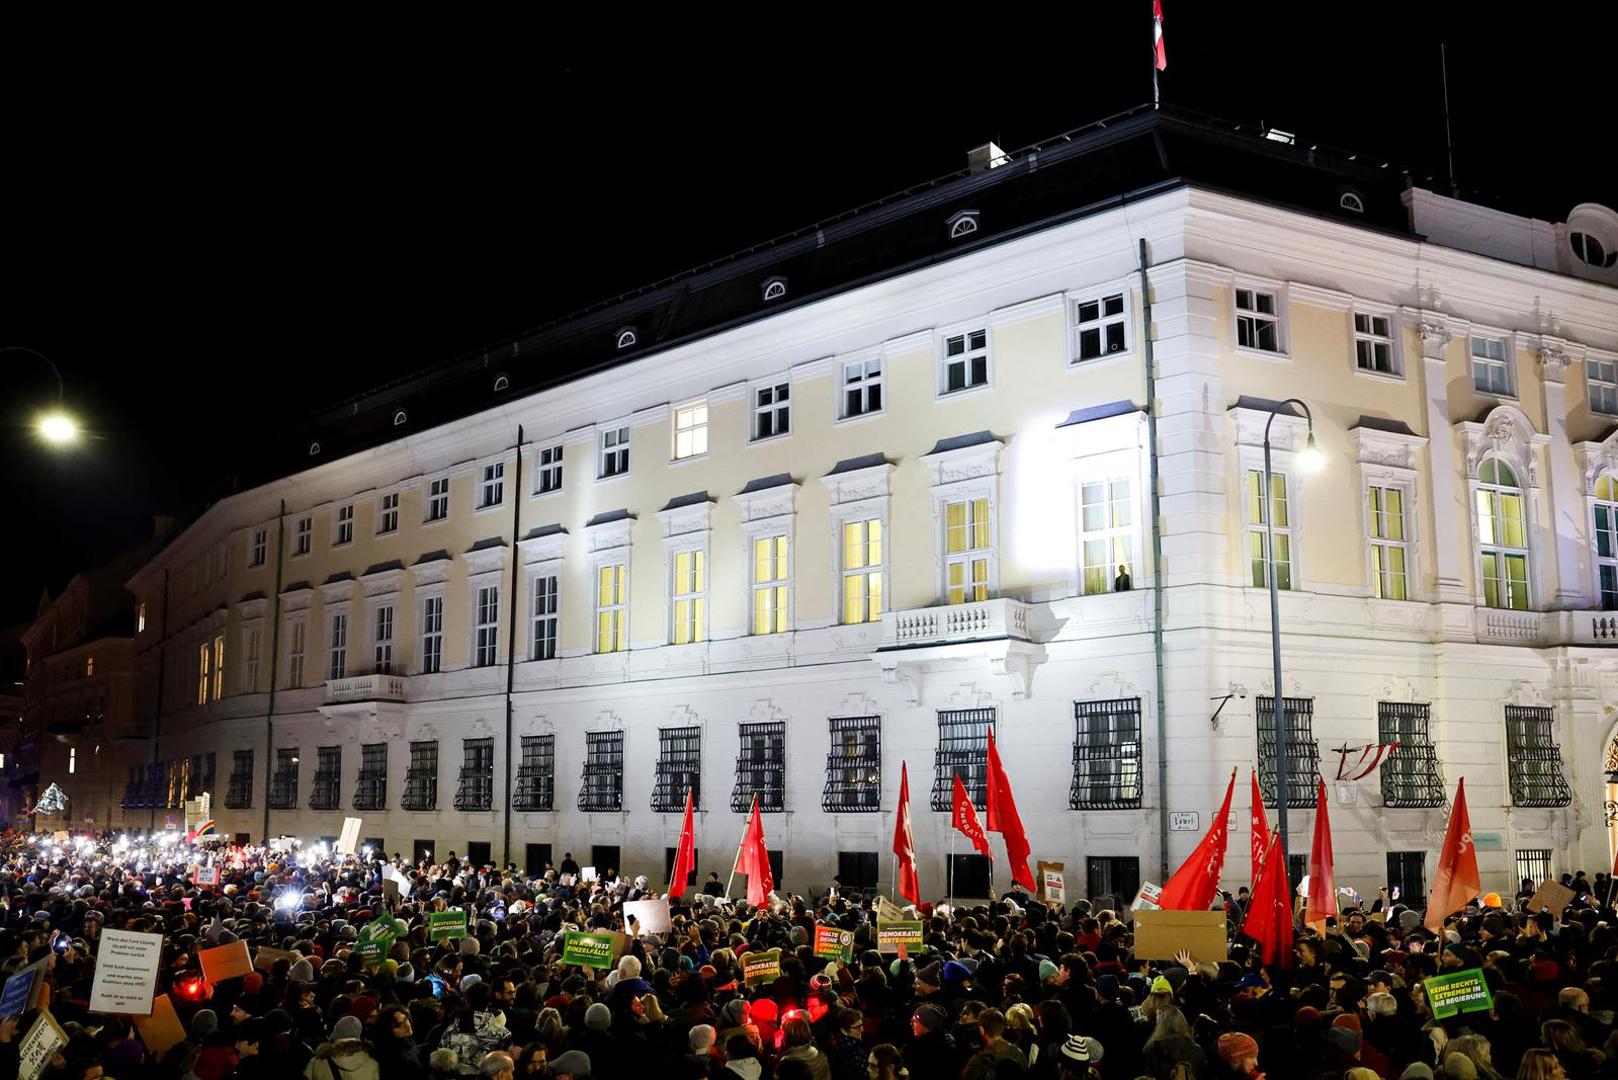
[1263,398,1324,884]
[1,345,80,446]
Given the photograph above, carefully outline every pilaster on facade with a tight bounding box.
[1532,336,1593,608]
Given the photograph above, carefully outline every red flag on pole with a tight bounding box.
[1153,0,1167,70]
[1304,777,1337,934]
[668,787,696,899]
[1243,834,1294,967]
[985,733,1036,892]
[1424,777,1481,932]
[951,773,992,858]
[1250,770,1271,881]
[893,763,920,906]
[736,794,774,907]
[1159,768,1236,911]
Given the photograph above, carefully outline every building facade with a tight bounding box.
[122,108,1618,903]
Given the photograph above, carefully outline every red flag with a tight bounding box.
[1424,777,1481,932]
[893,763,920,906]
[1153,0,1167,70]
[1250,770,1271,881]
[1243,834,1294,967]
[1304,777,1337,934]
[736,794,774,907]
[1159,768,1236,911]
[951,773,992,858]
[668,787,696,899]
[985,733,1035,892]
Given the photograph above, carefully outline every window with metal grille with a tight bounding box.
[653,727,701,812]
[269,748,298,809]
[1387,851,1426,903]
[310,746,341,811]
[1516,849,1553,888]
[354,743,386,811]
[579,731,623,812]
[1070,698,1143,809]
[1255,696,1319,808]
[403,741,438,811]
[823,715,881,812]
[1086,856,1140,906]
[224,751,252,809]
[1378,702,1444,807]
[1506,706,1571,806]
[455,738,494,811]
[732,721,786,812]
[515,735,555,812]
[931,708,995,811]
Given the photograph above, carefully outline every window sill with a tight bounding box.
[1070,350,1135,369]
[749,431,791,448]
[834,410,885,428]
[1472,388,1518,402]
[935,382,993,402]
[1352,366,1405,384]
[473,502,506,516]
[421,517,449,529]
[668,452,709,468]
[530,487,564,500]
[1232,345,1292,363]
[595,471,631,484]
[374,529,400,539]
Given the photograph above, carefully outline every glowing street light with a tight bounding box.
[3,346,80,449]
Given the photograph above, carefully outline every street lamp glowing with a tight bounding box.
[36,411,80,446]
[1299,431,1325,472]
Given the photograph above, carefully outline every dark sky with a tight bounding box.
[3,9,1614,627]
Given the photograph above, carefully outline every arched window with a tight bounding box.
[493,374,510,392]
[615,327,638,350]
[393,410,408,427]
[1595,475,1618,609]
[761,277,787,302]
[1339,192,1365,213]
[308,441,322,457]
[1572,231,1618,269]
[948,211,979,239]
[1477,458,1528,610]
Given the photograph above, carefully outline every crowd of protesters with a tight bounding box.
[4,831,1618,1080]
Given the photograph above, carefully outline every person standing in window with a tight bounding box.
[1114,564,1132,592]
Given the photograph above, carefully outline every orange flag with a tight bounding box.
[1250,770,1270,882]
[893,763,920,906]
[1243,834,1294,967]
[736,795,774,907]
[1424,777,1481,932]
[1159,768,1236,911]
[667,788,696,899]
[1304,777,1336,934]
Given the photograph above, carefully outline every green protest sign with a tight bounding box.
[353,915,403,963]
[1425,968,1493,1019]
[741,948,782,988]
[813,924,854,962]
[561,931,616,971]
[428,909,468,942]
[876,919,924,953]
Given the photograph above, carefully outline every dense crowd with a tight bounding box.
[4,832,1618,1080]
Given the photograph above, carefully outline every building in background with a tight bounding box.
[125,105,1618,901]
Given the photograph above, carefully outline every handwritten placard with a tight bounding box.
[19,1009,67,1080]
[198,940,253,983]
[89,929,164,1015]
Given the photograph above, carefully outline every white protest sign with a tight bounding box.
[381,864,411,900]
[581,866,597,882]
[89,929,164,1015]
[335,817,363,856]
[19,1009,67,1080]
[623,898,672,934]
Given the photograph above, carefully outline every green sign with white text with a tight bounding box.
[428,909,468,942]
[561,931,616,970]
[1425,968,1493,1019]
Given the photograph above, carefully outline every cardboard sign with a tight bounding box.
[195,866,219,887]
[382,865,411,901]
[875,896,905,922]
[428,910,468,942]
[581,866,598,882]
[198,940,253,983]
[1131,909,1229,963]
[0,966,37,1019]
[335,817,363,856]
[623,899,672,935]
[133,994,188,1058]
[741,948,782,988]
[561,931,616,970]
[876,920,925,953]
[1526,880,1575,920]
[1131,882,1164,912]
[1425,967,1494,1019]
[19,1009,67,1080]
[89,929,164,1015]
[814,923,855,961]
[253,947,297,973]
[1037,861,1066,904]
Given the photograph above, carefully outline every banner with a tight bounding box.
[876,920,925,953]
[198,940,253,983]
[813,924,854,962]
[741,948,782,988]
[561,931,616,970]
[133,994,188,1059]
[19,1009,67,1080]
[1425,968,1493,1019]
[335,817,363,856]
[89,929,164,1015]
[623,899,671,935]
[427,910,468,942]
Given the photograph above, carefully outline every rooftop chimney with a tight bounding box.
[967,142,1007,176]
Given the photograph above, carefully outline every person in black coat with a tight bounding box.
[903,1003,957,1079]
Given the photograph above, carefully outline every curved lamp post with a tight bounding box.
[2,345,80,446]
[1263,398,1324,884]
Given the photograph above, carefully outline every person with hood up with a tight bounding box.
[306,1015,380,1080]
[439,981,513,1064]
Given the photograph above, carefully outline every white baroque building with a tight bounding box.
[110,107,1618,904]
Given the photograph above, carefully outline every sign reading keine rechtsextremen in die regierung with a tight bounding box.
[89,929,164,1015]
[1425,968,1493,1020]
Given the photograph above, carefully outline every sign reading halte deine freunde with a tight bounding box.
[89,929,164,1015]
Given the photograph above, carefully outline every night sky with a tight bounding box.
[3,11,1614,628]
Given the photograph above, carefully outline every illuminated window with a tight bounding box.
[1477,458,1529,610]
[426,477,450,522]
[840,518,884,624]
[600,426,630,478]
[328,613,348,680]
[69,747,76,774]
[752,535,789,635]
[474,585,500,667]
[294,517,312,556]
[841,359,883,419]
[287,617,306,687]
[479,462,505,509]
[1235,288,1282,353]
[1367,485,1409,600]
[673,402,708,460]
[84,656,94,677]
[1471,335,1513,396]
[212,634,224,701]
[944,498,991,603]
[335,504,354,545]
[420,595,443,674]
[1354,312,1397,375]
[596,563,627,653]
[250,529,268,567]
[671,550,705,644]
[1247,469,1293,590]
[940,329,989,394]
[197,641,211,705]
[137,603,146,634]
[1080,477,1134,595]
[378,492,400,534]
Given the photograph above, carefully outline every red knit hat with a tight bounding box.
[1218,1032,1259,1063]
[193,1046,240,1080]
